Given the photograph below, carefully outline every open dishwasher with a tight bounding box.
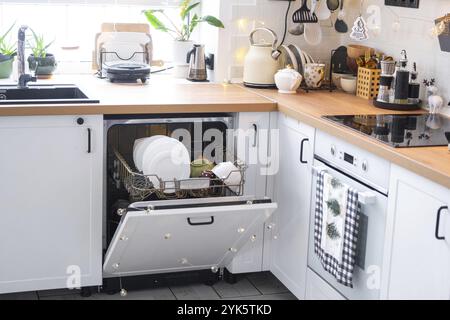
[103,114,277,292]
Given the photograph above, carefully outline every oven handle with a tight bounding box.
[312,165,377,205]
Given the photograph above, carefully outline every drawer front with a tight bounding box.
[104,198,277,277]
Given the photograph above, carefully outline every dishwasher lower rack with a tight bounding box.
[112,148,247,201]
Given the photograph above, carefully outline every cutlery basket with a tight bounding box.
[113,148,247,201]
[357,67,381,100]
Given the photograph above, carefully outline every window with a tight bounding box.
[0,1,182,73]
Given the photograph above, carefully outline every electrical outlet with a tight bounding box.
[385,0,420,9]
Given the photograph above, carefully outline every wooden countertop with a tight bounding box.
[247,88,450,189]
[0,75,448,189]
[0,76,277,116]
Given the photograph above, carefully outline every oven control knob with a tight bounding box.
[331,145,336,156]
[362,161,368,172]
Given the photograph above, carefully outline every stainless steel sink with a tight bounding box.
[0,84,99,104]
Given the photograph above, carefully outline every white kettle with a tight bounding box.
[243,28,281,88]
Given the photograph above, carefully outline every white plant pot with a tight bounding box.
[172,40,194,79]
[173,40,194,65]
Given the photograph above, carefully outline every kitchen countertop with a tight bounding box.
[0,75,449,188]
[0,75,277,116]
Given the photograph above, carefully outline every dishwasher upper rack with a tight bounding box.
[112,148,247,201]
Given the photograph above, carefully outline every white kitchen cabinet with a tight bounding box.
[270,113,315,299]
[382,165,450,300]
[0,115,103,294]
[227,112,272,274]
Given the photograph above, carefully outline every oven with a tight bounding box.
[103,114,276,282]
[307,131,390,300]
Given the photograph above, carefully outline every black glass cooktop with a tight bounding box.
[324,114,450,148]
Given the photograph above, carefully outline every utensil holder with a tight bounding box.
[357,67,381,100]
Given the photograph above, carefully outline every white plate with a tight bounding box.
[142,137,190,193]
[280,45,298,72]
[133,135,165,172]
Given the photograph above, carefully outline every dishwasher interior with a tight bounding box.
[103,114,277,292]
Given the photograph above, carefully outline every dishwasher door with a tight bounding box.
[103,197,277,278]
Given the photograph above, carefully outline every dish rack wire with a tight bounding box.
[112,148,247,201]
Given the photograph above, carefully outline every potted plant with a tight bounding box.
[143,0,224,75]
[27,30,56,78]
[0,24,17,79]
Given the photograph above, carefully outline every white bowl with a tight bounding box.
[211,162,242,193]
[340,76,357,94]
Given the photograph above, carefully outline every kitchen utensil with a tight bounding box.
[326,0,340,12]
[335,0,348,33]
[304,63,325,88]
[304,23,322,46]
[292,0,318,23]
[212,162,242,193]
[190,158,214,178]
[186,44,211,82]
[275,66,303,94]
[133,135,165,172]
[315,0,331,20]
[243,28,281,88]
[340,76,357,93]
[288,23,305,36]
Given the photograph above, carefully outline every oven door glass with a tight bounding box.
[103,197,277,278]
[307,159,388,300]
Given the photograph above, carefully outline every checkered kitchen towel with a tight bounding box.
[314,170,360,288]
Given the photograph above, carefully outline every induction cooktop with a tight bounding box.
[323,114,450,148]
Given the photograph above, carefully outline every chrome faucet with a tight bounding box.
[17,25,36,88]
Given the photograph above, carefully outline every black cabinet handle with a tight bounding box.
[87,128,92,153]
[252,124,258,147]
[187,216,214,226]
[300,138,309,164]
[435,206,448,240]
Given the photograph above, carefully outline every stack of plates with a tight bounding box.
[133,136,191,193]
[279,44,315,77]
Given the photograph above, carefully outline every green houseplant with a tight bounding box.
[27,30,57,78]
[0,23,17,79]
[144,0,224,76]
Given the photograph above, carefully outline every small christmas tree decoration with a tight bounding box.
[350,16,369,41]
[326,199,341,217]
[331,178,343,189]
[327,223,341,240]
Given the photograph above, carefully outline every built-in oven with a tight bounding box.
[307,130,390,300]
[102,114,276,290]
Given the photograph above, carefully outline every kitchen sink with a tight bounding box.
[0,84,99,104]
